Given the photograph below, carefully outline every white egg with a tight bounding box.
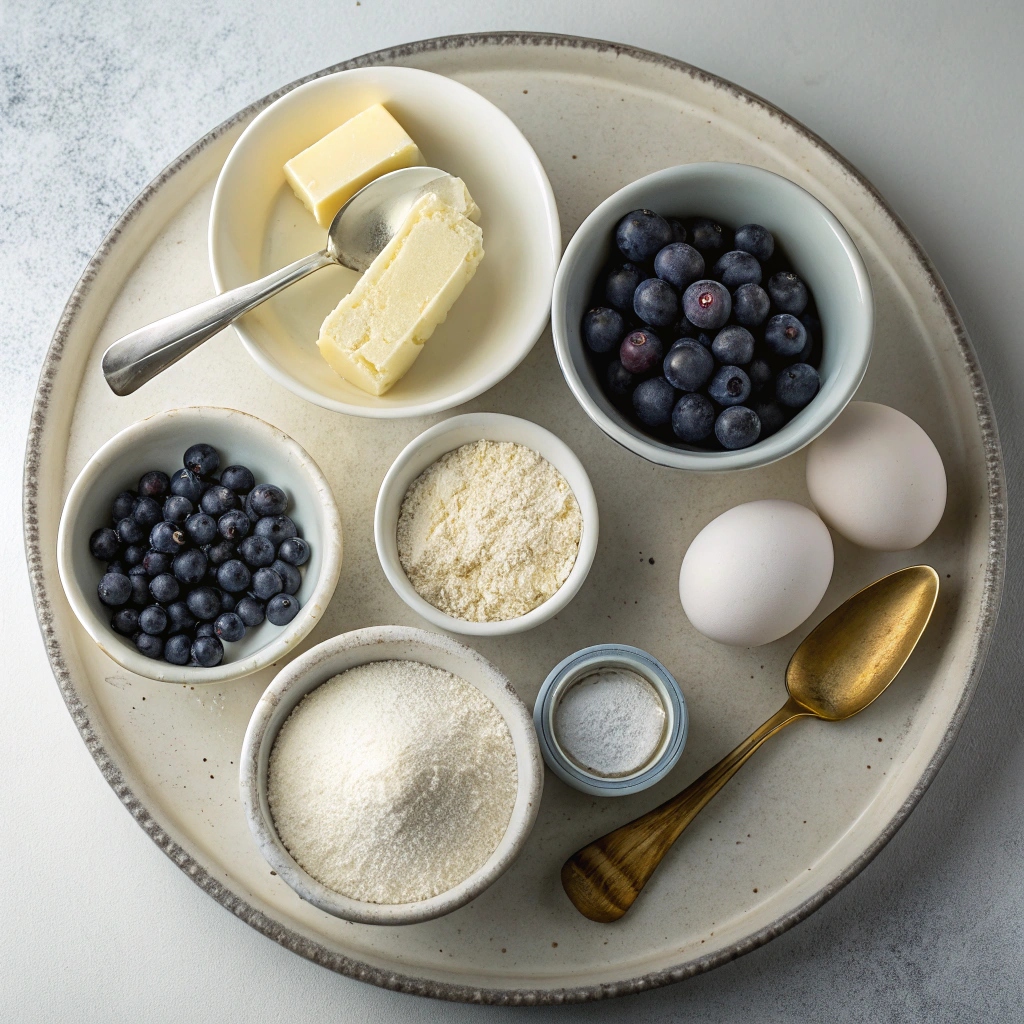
[806,401,947,551]
[679,500,834,647]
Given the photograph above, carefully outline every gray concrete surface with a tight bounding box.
[3,2,1022,1020]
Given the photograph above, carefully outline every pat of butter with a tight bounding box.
[284,104,424,228]
[318,188,484,396]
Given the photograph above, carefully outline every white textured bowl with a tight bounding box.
[210,66,560,418]
[56,407,343,684]
[239,625,544,925]
[374,413,599,637]
[552,162,873,471]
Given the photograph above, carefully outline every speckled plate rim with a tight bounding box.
[22,33,1006,1006]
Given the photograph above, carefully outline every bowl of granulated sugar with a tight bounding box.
[239,625,544,925]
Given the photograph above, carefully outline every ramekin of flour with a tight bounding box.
[374,413,599,636]
[239,625,544,925]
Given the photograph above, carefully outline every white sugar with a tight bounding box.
[267,660,517,905]
[554,668,666,777]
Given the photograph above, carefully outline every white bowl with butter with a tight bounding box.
[374,413,599,637]
[210,67,560,418]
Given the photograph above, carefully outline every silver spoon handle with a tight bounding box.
[101,249,335,396]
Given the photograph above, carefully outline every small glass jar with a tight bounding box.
[533,644,687,796]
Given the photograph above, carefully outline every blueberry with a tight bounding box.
[111,608,140,637]
[123,545,146,569]
[135,633,164,660]
[711,325,755,366]
[695,331,713,349]
[205,539,236,566]
[220,465,256,494]
[277,537,310,567]
[213,611,246,643]
[266,593,300,627]
[139,604,168,636]
[90,527,121,561]
[129,574,151,607]
[748,358,774,393]
[235,596,266,627]
[653,243,704,291]
[767,271,809,315]
[191,635,224,668]
[603,263,644,312]
[632,377,676,427]
[775,363,821,409]
[140,549,169,576]
[166,601,197,633]
[619,330,663,374]
[582,307,626,354]
[138,470,170,499]
[733,224,775,262]
[667,218,687,244]
[715,406,761,450]
[798,311,821,362]
[663,340,714,391]
[219,591,236,613]
[238,534,276,568]
[116,517,145,546]
[172,548,208,585]
[247,483,288,518]
[632,278,680,328]
[164,634,192,665]
[149,573,179,604]
[97,572,131,607]
[753,399,789,438]
[106,561,124,576]
[131,496,163,529]
[195,621,217,638]
[615,209,673,262]
[200,484,239,517]
[162,495,193,524]
[149,521,187,554]
[169,467,204,503]
[111,491,136,521]
[217,509,250,542]
[183,443,220,478]
[605,360,635,398]
[184,512,218,546]
[128,562,148,577]
[271,559,302,596]
[254,515,297,547]
[682,280,731,330]
[689,217,725,254]
[713,250,762,289]
[707,365,752,407]
[732,283,771,327]
[251,567,284,601]
[183,587,217,621]
[217,559,251,594]
[764,313,807,358]
[671,392,716,443]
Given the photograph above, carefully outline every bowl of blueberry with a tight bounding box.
[551,163,873,470]
[57,406,343,683]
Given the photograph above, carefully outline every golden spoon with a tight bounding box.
[561,564,940,923]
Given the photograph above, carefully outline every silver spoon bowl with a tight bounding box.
[101,166,452,396]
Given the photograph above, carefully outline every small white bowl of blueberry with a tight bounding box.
[552,163,873,471]
[57,406,343,684]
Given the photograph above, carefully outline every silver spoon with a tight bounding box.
[101,165,454,396]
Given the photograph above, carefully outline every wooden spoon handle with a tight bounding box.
[561,697,810,922]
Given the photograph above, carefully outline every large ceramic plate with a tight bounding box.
[24,33,1004,1004]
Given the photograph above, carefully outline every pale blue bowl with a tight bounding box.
[533,644,687,797]
[551,162,873,471]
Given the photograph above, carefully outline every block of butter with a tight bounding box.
[318,183,484,396]
[284,104,423,228]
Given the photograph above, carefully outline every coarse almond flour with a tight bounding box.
[396,440,583,622]
[267,660,518,904]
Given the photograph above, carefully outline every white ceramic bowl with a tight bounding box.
[552,162,873,471]
[239,625,544,925]
[210,66,560,418]
[374,413,599,637]
[56,407,343,684]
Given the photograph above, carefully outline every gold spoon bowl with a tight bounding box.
[561,565,940,923]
